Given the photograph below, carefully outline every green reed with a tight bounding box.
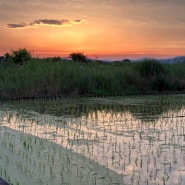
[0,58,185,99]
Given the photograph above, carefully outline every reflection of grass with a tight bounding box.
[1,59,185,99]
[5,94,185,122]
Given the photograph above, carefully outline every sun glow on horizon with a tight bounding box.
[0,1,185,58]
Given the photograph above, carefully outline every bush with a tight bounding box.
[0,56,5,63]
[151,76,170,92]
[52,57,61,62]
[69,52,88,63]
[12,48,31,64]
[136,59,165,79]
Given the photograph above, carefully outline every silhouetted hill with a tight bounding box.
[159,56,185,64]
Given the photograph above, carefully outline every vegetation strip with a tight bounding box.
[1,49,185,99]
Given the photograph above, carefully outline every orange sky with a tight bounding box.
[0,0,185,58]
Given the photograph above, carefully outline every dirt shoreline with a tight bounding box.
[1,91,185,102]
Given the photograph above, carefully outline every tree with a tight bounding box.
[69,52,88,63]
[12,48,31,64]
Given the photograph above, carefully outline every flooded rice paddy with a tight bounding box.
[0,95,185,185]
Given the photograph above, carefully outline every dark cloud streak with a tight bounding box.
[6,19,85,29]
[73,20,82,23]
[31,19,70,26]
[6,23,27,28]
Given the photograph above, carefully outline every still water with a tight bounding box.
[0,95,185,185]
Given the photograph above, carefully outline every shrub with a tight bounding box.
[2,53,13,64]
[0,56,5,63]
[122,59,131,63]
[12,48,31,64]
[151,76,170,92]
[52,57,61,62]
[136,59,165,79]
[69,52,88,63]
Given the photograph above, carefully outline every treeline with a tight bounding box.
[0,49,185,99]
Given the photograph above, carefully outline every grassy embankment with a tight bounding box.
[0,58,185,99]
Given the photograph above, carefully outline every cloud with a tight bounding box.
[72,20,83,24]
[31,19,71,26]
[6,23,28,28]
[6,19,86,29]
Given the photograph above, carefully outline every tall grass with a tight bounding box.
[0,59,185,98]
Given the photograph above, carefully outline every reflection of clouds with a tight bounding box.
[1,105,185,184]
[6,19,86,29]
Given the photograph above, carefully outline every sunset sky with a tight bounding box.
[0,0,185,58]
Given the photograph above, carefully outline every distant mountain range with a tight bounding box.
[135,56,185,64]
[90,55,185,64]
[158,56,185,64]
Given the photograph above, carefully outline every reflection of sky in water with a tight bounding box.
[1,102,185,184]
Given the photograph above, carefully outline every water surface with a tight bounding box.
[0,95,185,184]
